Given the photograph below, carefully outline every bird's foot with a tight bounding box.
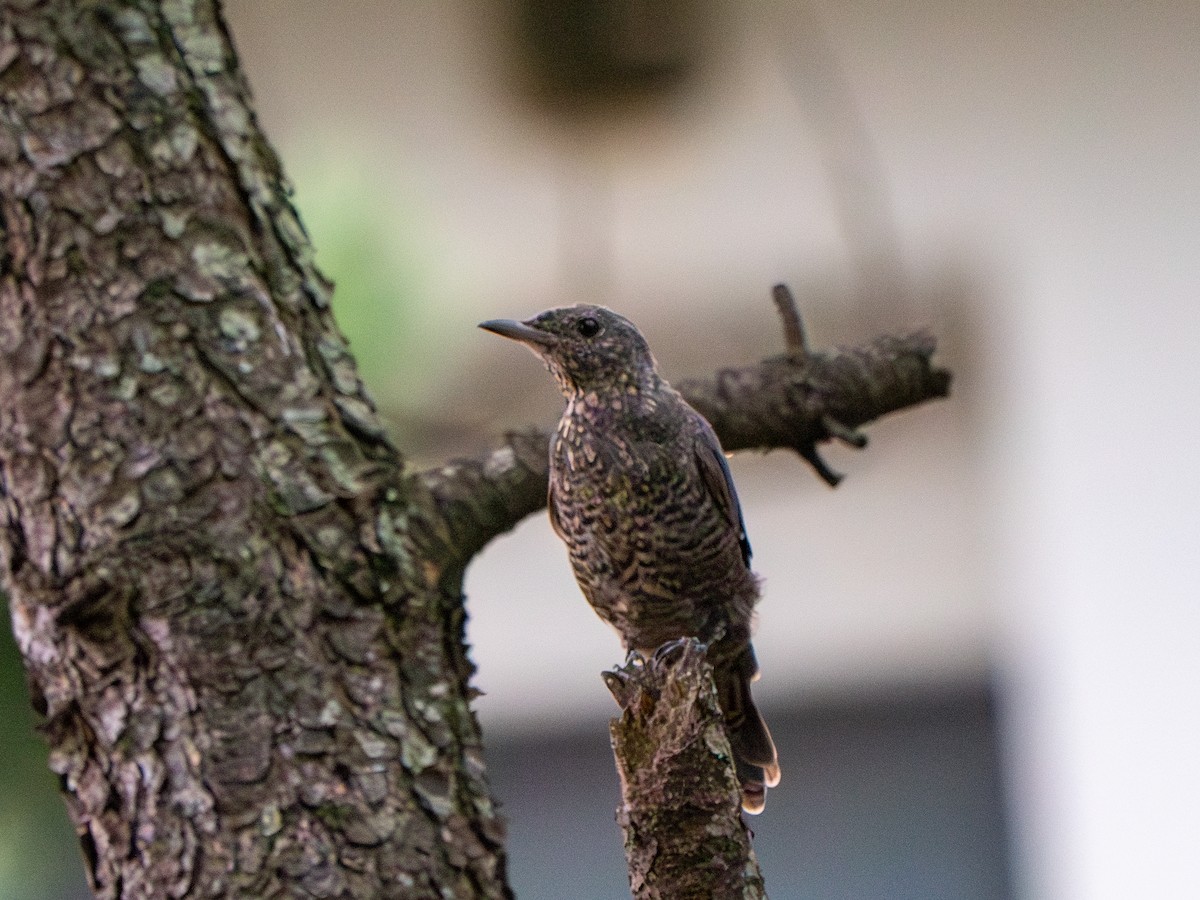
[651,636,706,669]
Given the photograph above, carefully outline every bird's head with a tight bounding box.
[479,305,658,397]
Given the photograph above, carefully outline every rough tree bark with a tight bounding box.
[0,2,949,898]
[605,640,767,900]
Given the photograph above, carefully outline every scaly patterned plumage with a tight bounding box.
[480,305,780,812]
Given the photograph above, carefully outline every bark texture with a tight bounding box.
[0,2,951,898]
[1,3,507,897]
[606,640,767,900]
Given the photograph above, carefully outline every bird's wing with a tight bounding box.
[693,422,752,567]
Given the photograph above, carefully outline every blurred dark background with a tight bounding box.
[489,686,1010,899]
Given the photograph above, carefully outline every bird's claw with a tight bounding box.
[652,636,707,669]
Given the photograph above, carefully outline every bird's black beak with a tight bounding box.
[478,318,558,350]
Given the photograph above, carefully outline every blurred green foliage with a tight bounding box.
[289,152,433,417]
[1,597,87,900]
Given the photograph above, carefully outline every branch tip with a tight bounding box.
[771,283,810,358]
[795,444,844,487]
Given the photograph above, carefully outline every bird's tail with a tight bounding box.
[718,645,781,814]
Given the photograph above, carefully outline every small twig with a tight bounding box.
[794,444,843,487]
[772,283,809,358]
[772,285,865,484]
[822,413,868,448]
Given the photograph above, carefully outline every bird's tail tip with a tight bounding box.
[737,755,781,814]
[741,782,767,815]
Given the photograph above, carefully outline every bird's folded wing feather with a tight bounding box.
[693,422,752,567]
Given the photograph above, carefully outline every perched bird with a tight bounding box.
[480,305,780,812]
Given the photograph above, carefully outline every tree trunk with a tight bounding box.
[0,2,949,897]
[1,2,508,896]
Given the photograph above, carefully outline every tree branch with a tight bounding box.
[605,640,767,900]
[414,428,551,575]
[422,287,951,562]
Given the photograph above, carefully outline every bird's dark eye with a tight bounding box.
[576,316,601,338]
